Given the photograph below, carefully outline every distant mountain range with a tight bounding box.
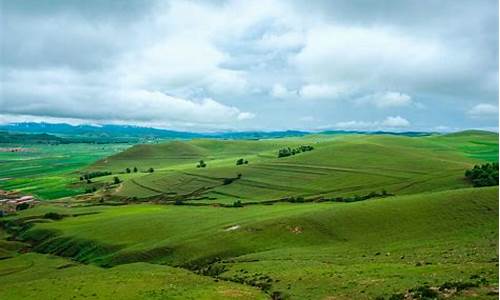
[0,122,434,144]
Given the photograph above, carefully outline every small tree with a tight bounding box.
[148,167,154,173]
[236,158,245,165]
[113,176,121,184]
[133,167,138,173]
[126,167,131,173]
[197,160,206,168]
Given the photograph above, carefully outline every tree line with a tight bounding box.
[278,145,314,158]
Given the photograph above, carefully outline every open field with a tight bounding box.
[0,186,498,299]
[82,131,498,204]
[0,144,129,199]
[0,130,498,299]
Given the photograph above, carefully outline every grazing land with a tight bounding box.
[0,143,129,199]
[0,130,498,299]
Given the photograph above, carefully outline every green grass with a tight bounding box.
[0,143,129,199]
[3,186,497,299]
[83,132,498,204]
[0,253,265,300]
[1,131,497,299]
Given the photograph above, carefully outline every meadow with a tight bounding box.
[0,130,498,299]
[0,143,129,199]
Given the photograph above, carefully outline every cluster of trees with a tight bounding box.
[196,160,207,168]
[285,190,390,204]
[80,171,111,181]
[125,167,138,173]
[236,158,249,165]
[277,145,314,158]
[465,162,499,187]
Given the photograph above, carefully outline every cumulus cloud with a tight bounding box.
[356,92,413,108]
[299,84,347,100]
[468,103,499,117]
[335,116,410,130]
[271,84,297,99]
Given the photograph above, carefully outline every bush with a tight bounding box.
[197,160,207,168]
[133,167,138,173]
[126,167,131,173]
[148,167,154,173]
[82,171,112,180]
[236,158,245,165]
[44,212,64,220]
[233,200,243,207]
[113,176,121,184]
[465,162,498,187]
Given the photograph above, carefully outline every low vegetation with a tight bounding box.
[465,162,499,187]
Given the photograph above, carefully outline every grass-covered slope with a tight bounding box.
[3,186,497,299]
[84,132,498,204]
[0,253,265,300]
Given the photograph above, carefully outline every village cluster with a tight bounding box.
[0,190,38,216]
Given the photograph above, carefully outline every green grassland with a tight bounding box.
[83,131,498,204]
[0,143,129,199]
[0,130,498,299]
[0,187,497,299]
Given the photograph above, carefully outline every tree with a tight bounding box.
[465,162,499,187]
[197,160,206,168]
[133,167,138,173]
[148,167,154,173]
[126,167,131,173]
[236,158,245,165]
[113,176,121,184]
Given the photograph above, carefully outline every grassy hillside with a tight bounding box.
[1,186,497,299]
[1,131,497,299]
[82,132,498,204]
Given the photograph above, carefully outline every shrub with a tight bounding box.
[148,167,154,173]
[113,176,121,184]
[236,158,245,165]
[197,160,207,168]
[126,167,131,173]
[233,200,243,207]
[44,212,63,220]
[133,167,138,173]
[465,162,499,187]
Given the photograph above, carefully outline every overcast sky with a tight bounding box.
[0,0,498,132]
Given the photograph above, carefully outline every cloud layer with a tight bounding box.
[0,0,498,131]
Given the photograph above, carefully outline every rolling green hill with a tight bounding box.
[1,186,497,299]
[0,131,497,299]
[82,132,498,204]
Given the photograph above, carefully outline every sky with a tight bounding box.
[0,0,498,132]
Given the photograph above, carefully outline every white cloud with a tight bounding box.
[237,112,256,120]
[356,91,413,108]
[271,83,297,99]
[299,84,346,100]
[381,116,410,127]
[468,103,498,117]
[335,116,410,130]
